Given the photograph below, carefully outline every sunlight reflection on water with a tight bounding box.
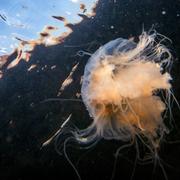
[0,0,97,55]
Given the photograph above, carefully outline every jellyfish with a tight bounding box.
[67,31,173,179]
[74,31,172,149]
[43,30,174,180]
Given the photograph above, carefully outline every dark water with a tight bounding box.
[0,0,180,179]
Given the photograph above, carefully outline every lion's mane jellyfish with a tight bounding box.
[50,31,175,180]
[73,31,172,156]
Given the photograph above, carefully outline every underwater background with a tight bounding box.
[0,0,180,179]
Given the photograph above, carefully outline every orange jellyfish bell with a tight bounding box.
[78,31,172,149]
